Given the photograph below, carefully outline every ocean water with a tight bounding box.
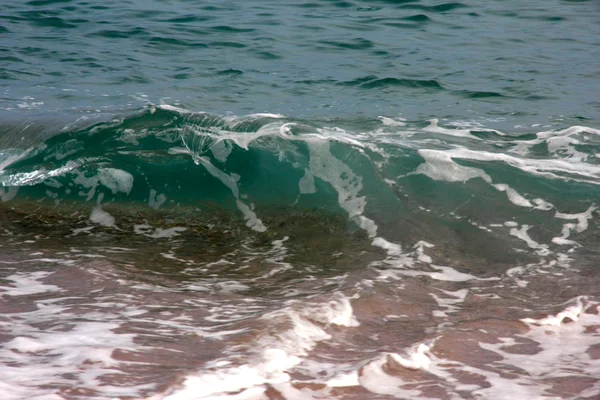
[1,1,600,399]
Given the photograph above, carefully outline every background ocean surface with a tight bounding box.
[1,1,600,399]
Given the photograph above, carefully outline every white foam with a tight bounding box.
[43,179,63,189]
[258,237,294,279]
[372,237,402,256]
[389,343,432,370]
[0,271,61,296]
[359,356,419,398]
[298,169,316,194]
[188,122,281,152]
[134,224,187,239]
[532,198,553,210]
[354,297,600,399]
[358,343,434,398]
[163,293,359,400]
[167,146,189,155]
[509,225,550,256]
[313,127,366,149]
[443,147,600,184]
[326,371,359,387]
[555,204,596,233]
[73,167,133,201]
[196,156,266,232]
[473,298,600,399]
[71,226,95,235]
[307,140,377,238]
[378,116,406,127]
[164,349,296,400]
[492,184,532,207]
[521,297,584,326]
[210,139,234,162]
[97,168,133,195]
[0,299,149,400]
[90,206,115,227]
[399,264,495,282]
[510,126,599,160]
[552,221,580,246]
[2,161,78,188]
[300,294,359,327]
[538,126,600,162]
[413,149,492,183]
[44,139,82,161]
[423,119,480,140]
[157,104,193,114]
[148,189,167,209]
[246,113,286,119]
[378,247,496,282]
[506,266,528,287]
[536,125,600,140]
[414,240,434,263]
[0,148,31,171]
[430,288,469,317]
[180,119,393,237]
[413,151,555,212]
[89,193,116,227]
[0,380,64,400]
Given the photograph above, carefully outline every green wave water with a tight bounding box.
[1,106,599,253]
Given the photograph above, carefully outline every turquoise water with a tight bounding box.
[1,1,600,399]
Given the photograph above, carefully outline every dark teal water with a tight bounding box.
[1,1,600,400]
[1,0,599,125]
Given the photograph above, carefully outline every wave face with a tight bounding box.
[2,105,600,247]
[1,107,400,233]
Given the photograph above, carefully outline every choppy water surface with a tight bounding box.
[1,1,600,399]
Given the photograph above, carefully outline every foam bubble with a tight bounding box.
[97,168,133,195]
[90,206,115,227]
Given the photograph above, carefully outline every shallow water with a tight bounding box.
[1,1,600,399]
